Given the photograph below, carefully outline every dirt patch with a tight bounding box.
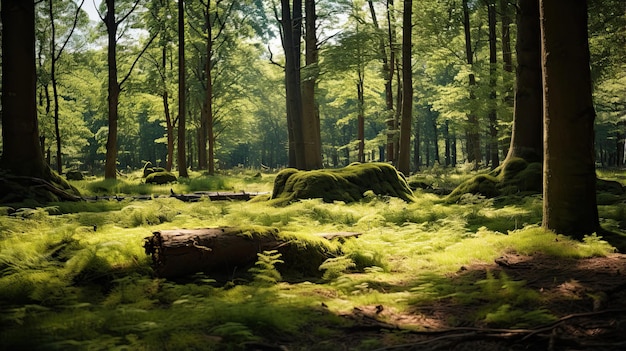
[281,254,626,351]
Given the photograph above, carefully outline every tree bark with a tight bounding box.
[281,0,305,169]
[357,79,365,163]
[504,0,543,163]
[0,0,48,178]
[487,0,499,169]
[177,0,188,177]
[143,227,360,279]
[462,0,480,168]
[541,0,599,238]
[302,0,322,170]
[104,0,120,179]
[397,0,413,175]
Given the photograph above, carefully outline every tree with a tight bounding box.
[101,0,156,179]
[486,0,499,169]
[177,0,188,177]
[540,0,599,238]
[1,0,48,178]
[461,0,480,167]
[503,0,543,163]
[397,0,413,175]
[301,0,323,170]
[46,0,86,174]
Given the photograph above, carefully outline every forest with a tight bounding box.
[1,0,626,350]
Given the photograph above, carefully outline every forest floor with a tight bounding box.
[278,253,626,351]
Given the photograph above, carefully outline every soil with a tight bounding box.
[265,254,626,351]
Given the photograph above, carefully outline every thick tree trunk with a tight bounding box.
[0,0,48,178]
[143,227,360,279]
[504,0,543,163]
[281,0,305,169]
[541,0,599,238]
[398,0,413,175]
[177,0,188,177]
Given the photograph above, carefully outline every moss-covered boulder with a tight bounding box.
[145,171,177,185]
[270,162,415,205]
[446,157,543,203]
[65,170,84,181]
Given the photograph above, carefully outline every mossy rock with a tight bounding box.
[145,171,177,185]
[270,162,415,205]
[596,179,624,195]
[446,158,543,202]
[65,170,84,181]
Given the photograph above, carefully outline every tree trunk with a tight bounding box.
[281,0,305,169]
[357,79,365,163]
[177,0,188,177]
[487,0,499,169]
[302,0,322,170]
[104,0,120,179]
[143,227,360,279]
[397,0,413,175]
[462,0,480,168]
[369,0,396,164]
[504,0,543,163]
[0,0,48,178]
[500,0,514,102]
[444,120,451,166]
[541,0,599,238]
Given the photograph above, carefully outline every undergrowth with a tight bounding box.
[0,169,622,350]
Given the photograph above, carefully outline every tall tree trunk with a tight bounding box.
[397,0,413,175]
[504,0,543,163]
[500,0,514,100]
[357,78,365,163]
[281,0,305,169]
[201,2,215,175]
[302,0,322,170]
[104,0,120,179]
[0,0,47,177]
[444,120,451,166]
[413,120,420,171]
[49,0,63,174]
[177,0,188,177]
[487,0,499,169]
[161,44,175,172]
[541,0,599,238]
[462,0,480,168]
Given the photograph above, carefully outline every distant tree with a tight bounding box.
[540,0,599,238]
[46,0,86,174]
[461,0,480,168]
[101,0,156,179]
[486,0,499,169]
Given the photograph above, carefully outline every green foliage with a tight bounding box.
[1,170,625,349]
[249,250,284,286]
[319,256,356,281]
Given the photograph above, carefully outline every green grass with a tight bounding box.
[0,168,623,350]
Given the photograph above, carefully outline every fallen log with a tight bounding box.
[143,227,361,279]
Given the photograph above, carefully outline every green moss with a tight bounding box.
[446,158,543,202]
[145,171,177,185]
[270,163,415,205]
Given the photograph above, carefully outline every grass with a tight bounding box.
[0,167,623,350]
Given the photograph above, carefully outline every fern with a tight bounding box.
[319,256,356,281]
[249,250,284,286]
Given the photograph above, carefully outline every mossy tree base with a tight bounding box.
[270,162,415,205]
[446,157,543,203]
[0,169,82,205]
[446,157,625,204]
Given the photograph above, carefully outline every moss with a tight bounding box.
[446,158,543,202]
[269,163,415,205]
[145,171,177,185]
